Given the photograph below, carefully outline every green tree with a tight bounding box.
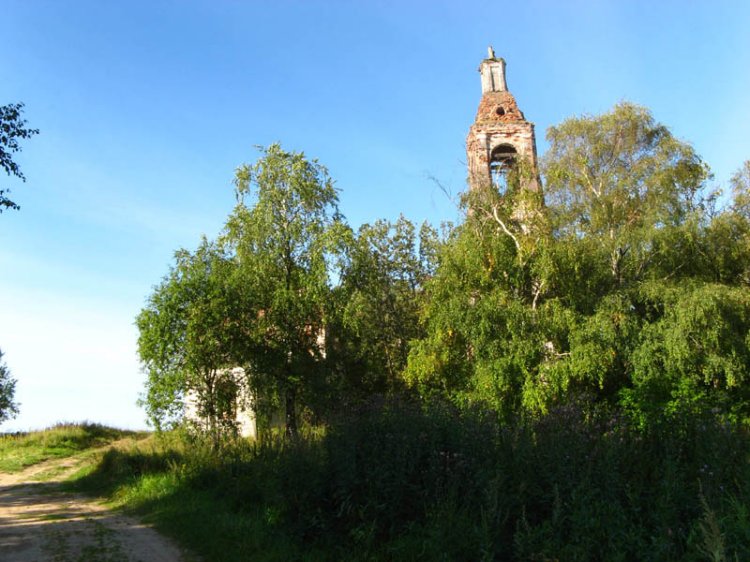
[0,348,20,424]
[699,209,750,287]
[224,144,344,437]
[406,158,554,417]
[407,103,738,424]
[405,213,558,419]
[333,216,438,396]
[543,102,710,289]
[621,281,750,426]
[137,239,244,445]
[730,160,750,220]
[1,103,39,212]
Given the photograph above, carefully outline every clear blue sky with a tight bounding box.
[1,0,749,431]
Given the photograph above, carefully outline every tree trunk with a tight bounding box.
[204,370,220,451]
[285,386,298,438]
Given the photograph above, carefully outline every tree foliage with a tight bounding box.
[136,239,244,444]
[1,103,38,213]
[622,282,750,426]
[332,216,438,397]
[407,103,749,427]
[222,144,345,436]
[139,105,750,439]
[731,160,750,220]
[138,145,438,437]
[544,102,710,288]
[404,212,552,419]
[0,348,20,424]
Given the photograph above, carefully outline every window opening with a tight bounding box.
[489,144,517,194]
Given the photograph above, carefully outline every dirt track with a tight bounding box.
[0,456,190,562]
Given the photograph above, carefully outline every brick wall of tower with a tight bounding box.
[466,121,539,191]
[466,53,542,193]
[474,91,526,123]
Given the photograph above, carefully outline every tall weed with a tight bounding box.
[73,400,750,561]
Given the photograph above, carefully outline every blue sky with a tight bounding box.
[1,0,749,431]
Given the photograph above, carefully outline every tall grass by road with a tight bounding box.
[70,399,750,561]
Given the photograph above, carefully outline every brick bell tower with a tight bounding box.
[466,47,540,193]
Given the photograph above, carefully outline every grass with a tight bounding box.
[70,430,328,561]
[67,399,750,561]
[0,422,143,473]
[6,406,743,560]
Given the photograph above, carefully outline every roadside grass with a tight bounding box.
[0,422,143,473]
[68,400,750,561]
[70,431,326,562]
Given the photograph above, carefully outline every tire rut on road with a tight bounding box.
[0,453,191,562]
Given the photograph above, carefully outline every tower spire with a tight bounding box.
[466,51,539,192]
[480,48,508,94]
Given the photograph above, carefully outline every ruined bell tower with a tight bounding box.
[466,47,540,193]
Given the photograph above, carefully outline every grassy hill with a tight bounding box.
[0,422,143,473]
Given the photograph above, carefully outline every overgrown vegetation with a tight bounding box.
[124,102,750,558]
[137,104,750,437]
[0,347,19,424]
[72,399,750,561]
[0,422,138,473]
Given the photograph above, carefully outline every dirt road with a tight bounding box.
[0,456,191,562]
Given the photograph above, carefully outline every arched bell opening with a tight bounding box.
[489,144,517,194]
